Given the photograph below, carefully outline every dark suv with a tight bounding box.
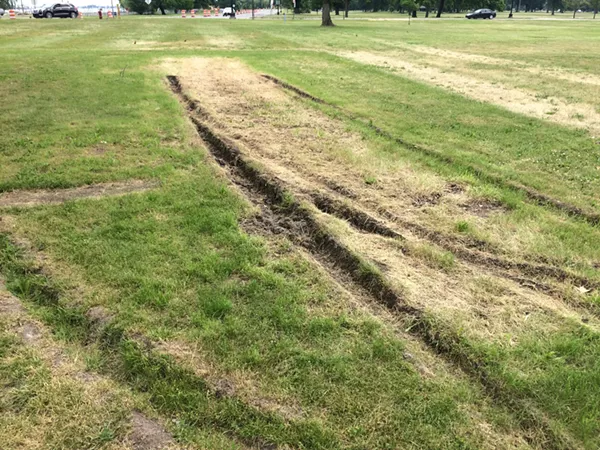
[465,8,496,19]
[33,3,78,18]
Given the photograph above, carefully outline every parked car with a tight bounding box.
[465,8,496,19]
[33,3,78,18]
[222,7,235,16]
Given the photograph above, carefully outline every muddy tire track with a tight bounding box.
[168,74,579,450]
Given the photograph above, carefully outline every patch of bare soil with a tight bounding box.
[127,412,175,450]
[0,179,159,208]
[338,50,600,135]
[460,198,507,217]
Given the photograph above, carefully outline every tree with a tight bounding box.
[401,0,417,15]
[322,0,334,24]
[333,0,344,14]
[421,0,435,16]
[590,0,599,16]
[435,0,445,16]
[122,0,150,14]
[0,0,15,8]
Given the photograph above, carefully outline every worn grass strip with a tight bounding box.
[0,180,160,209]
[0,233,338,450]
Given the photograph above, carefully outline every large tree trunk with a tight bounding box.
[435,0,444,17]
[159,5,165,14]
[322,0,334,25]
[411,9,416,16]
[425,7,429,16]
[594,8,597,18]
[344,0,348,17]
[335,4,339,14]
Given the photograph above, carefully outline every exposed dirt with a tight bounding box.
[166,59,600,309]
[459,198,507,218]
[127,412,175,450]
[339,50,600,135]
[19,322,42,344]
[0,180,160,208]
[165,67,587,448]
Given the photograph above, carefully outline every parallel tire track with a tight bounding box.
[168,75,579,450]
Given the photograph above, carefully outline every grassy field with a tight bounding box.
[1,14,600,449]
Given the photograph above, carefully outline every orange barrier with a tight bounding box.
[203,9,209,16]
[181,9,186,17]
[9,9,16,19]
[107,10,113,17]
[78,10,83,18]
[212,8,217,15]
[190,9,195,17]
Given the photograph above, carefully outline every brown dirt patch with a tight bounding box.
[127,412,175,450]
[86,305,114,328]
[0,179,159,208]
[460,198,507,217]
[19,322,42,344]
[339,50,600,135]
[0,287,25,314]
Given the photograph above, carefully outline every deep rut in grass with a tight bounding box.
[167,74,580,449]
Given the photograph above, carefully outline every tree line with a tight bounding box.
[118,0,597,20]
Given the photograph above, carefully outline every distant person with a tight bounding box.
[98,8,103,19]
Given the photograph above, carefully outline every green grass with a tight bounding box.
[2,14,600,449]
[0,187,517,449]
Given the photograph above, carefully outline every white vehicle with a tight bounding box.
[222,7,235,16]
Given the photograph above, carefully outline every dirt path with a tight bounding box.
[338,50,600,135]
